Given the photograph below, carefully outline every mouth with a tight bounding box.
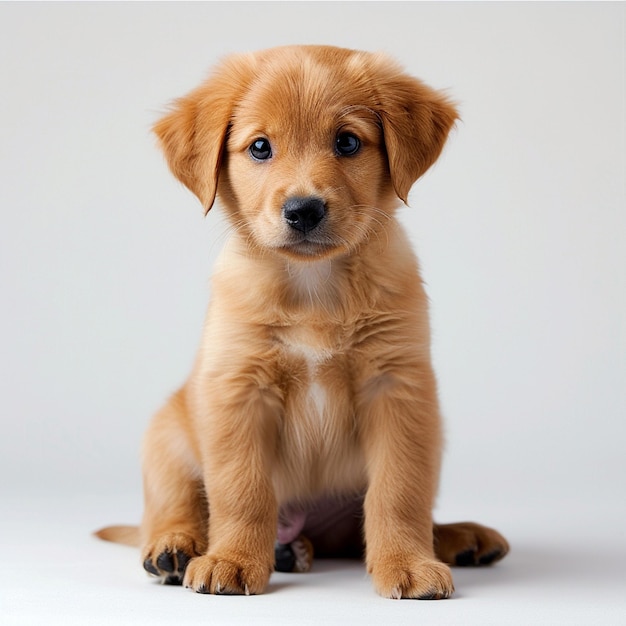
[278,236,340,259]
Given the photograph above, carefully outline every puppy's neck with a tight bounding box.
[215,226,411,325]
[284,258,335,306]
[222,231,348,309]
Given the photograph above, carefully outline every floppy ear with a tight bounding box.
[373,61,459,203]
[153,55,254,213]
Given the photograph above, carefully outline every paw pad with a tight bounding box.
[454,546,506,566]
[143,549,192,585]
[274,542,296,572]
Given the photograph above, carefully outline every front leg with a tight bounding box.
[184,383,281,595]
[360,367,454,600]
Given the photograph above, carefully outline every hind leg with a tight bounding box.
[141,389,208,584]
[434,521,509,566]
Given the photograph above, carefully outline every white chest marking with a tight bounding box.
[286,343,332,421]
[307,380,327,420]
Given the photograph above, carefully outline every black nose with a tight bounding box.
[282,196,326,234]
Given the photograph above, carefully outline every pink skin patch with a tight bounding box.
[277,507,307,544]
[276,494,365,549]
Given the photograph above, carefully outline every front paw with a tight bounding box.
[369,556,454,600]
[183,553,272,595]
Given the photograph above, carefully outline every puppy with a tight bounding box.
[97,45,508,599]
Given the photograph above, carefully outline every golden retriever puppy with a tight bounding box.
[97,45,508,599]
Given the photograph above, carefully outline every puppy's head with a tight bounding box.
[154,46,457,261]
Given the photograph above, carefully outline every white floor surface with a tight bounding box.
[2,492,625,626]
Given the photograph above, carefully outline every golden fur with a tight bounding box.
[97,45,508,599]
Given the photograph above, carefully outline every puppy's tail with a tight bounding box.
[94,525,140,547]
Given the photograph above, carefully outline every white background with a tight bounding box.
[1,2,624,625]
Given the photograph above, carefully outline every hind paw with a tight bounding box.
[274,535,314,573]
[434,521,510,567]
[142,532,202,584]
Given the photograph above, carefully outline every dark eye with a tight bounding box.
[335,132,360,156]
[249,138,272,161]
